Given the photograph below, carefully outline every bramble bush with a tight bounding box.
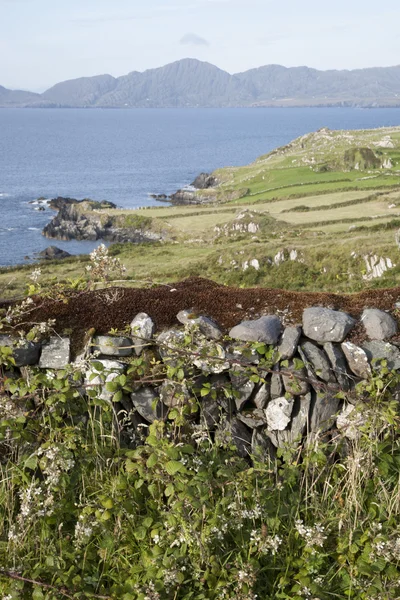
[0,249,400,599]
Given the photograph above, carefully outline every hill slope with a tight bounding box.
[3,59,400,107]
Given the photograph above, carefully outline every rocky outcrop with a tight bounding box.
[190,172,218,189]
[43,200,165,243]
[38,246,72,260]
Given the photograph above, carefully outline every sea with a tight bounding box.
[1,107,400,267]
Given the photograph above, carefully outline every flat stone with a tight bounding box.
[265,396,294,431]
[362,340,400,371]
[177,309,222,340]
[251,429,276,461]
[229,315,282,344]
[310,390,340,433]
[341,342,371,379]
[282,359,310,395]
[303,307,356,343]
[193,342,230,374]
[230,368,255,410]
[130,313,155,356]
[300,341,336,383]
[290,393,312,442]
[0,335,41,367]
[93,336,133,357]
[361,308,398,340]
[131,387,165,423]
[277,326,302,360]
[323,342,353,391]
[253,381,270,409]
[271,364,284,399]
[39,337,70,369]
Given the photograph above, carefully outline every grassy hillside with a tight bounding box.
[2,126,400,299]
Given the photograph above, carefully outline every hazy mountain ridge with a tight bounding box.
[3,59,400,108]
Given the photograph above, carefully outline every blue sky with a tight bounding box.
[1,0,400,91]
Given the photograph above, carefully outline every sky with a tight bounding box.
[2,0,400,91]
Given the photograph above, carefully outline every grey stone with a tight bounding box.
[130,313,155,356]
[193,342,230,375]
[290,393,312,442]
[341,342,371,379]
[200,396,222,430]
[230,368,255,410]
[177,309,222,340]
[158,380,191,408]
[300,341,336,383]
[361,308,398,340]
[93,336,133,357]
[229,315,282,344]
[0,335,41,367]
[251,429,276,461]
[131,387,165,423]
[237,409,268,429]
[39,337,70,369]
[310,390,340,433]
[362,340,400,371]
[265,396,295,431]
[226,342,260,365]
[282,359,310,395]
[253,381,270,409]
[323,342,353,391]
[277,326,302,360]
[337,404,367,440]
[303,307,356,343]
[271,364,284,398]
[157,329,185,366]
[215,417,252,458]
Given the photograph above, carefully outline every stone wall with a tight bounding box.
[2,305,400,460]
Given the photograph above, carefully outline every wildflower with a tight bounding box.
[295,519,327,548]
[29,268,41,283]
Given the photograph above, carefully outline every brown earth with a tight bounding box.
[6,277,400,354]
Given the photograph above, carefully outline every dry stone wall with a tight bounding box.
[2,305,400,460]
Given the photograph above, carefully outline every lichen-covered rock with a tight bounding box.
[237,409,268,429]
[177,310,222,340]
[337,404,367,440]
[362,340,400,371]
[265,396,295,431]
[0,335,41,367]
[361,308,398,340]
[131,387,165,422]
[92,336,133,357]
[277,326,302,360]
[229,315,282,344]
[341,342,371,379]
[157,329,185,366]
[303,307,356,343]
[300,341,336,383]
[39,337,70,369]
[86,360,126,403]
[323,342,353,391]
[130,313,155,356]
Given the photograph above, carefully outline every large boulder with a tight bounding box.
[229,315,282,344]
[303,307,356,343]
[361,309,397,340]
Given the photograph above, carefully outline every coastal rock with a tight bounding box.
[130,313,155,356]
[361,308,398,340]
[191,172,218,189]
[38,246,71,260]
[39,337,70,369]
[303,307,356,343]
[229,315,282,344]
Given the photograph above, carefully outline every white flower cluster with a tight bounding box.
[85,244,126,281]
[371,535,400,562]
[295,519,327,549]
[5,296,34,324]
[250,529,282,555]
[29,268,42,283]
[74,514,97,548]
[37,444,75,488]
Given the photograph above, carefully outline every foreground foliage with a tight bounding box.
[1,347,400,600]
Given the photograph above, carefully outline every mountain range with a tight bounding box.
[3,59,400,108]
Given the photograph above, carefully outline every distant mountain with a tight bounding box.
[3,59,400,108]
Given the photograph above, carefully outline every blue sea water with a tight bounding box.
[1,107,400,266]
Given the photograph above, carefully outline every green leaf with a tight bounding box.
[165,460,184,476]
[106,381,119,393]
[165,483,175,497]
[134,526,147,541]
[112,390,123,403]
[146,453,158,468]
